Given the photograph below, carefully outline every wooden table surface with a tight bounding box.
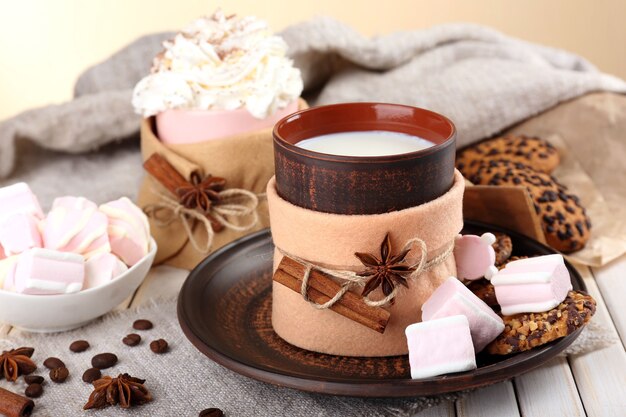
[1,254,625,416]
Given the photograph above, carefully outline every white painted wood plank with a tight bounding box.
[129,265,188,307]
[569,264,626,417]
[514,356,585,417]
[456,381,520,417]
[592,255,626,346]
[417,401,456,417]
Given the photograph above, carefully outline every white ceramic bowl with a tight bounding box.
[0,239,157,333]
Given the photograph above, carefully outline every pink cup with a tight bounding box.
[155,101,299,144]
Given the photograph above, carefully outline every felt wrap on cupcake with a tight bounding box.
[137,101,307,269]
[268,170,465,357]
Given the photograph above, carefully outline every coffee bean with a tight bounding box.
[122,333,141,346]
[199,408,224,417]
[25,383,43,398]
[82,368,102,384]
[43,357,65,369]
[150,339,168,354]
[49,367,69,383]
[23,375,44,385]
[91,353,118,369]
[133,319,153,330]
[69,340,90,353]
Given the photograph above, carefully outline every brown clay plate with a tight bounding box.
[178,221,586,397]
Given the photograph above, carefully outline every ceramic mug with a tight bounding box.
[156,101,299,144]
[272,102,457,214]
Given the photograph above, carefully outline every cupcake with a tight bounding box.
[132,10,303,144]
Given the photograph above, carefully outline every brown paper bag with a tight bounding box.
[138,99,307,269]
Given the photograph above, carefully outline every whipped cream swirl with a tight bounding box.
[132,10,303,118]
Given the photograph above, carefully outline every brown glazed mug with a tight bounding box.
[272,102,456,215]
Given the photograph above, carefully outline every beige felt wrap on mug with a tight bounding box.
[137,99,308,269]
[268,170,465,357]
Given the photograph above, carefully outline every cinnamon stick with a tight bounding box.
[0,387,35,417]
[273,256,390,333]
[143,153,224,232]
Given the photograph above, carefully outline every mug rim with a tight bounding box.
[272,102,456,163]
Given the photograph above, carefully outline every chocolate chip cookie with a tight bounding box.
[492,233,513,266]
[456,135,560,177]
[465,160,591,253]
[486,291,596,355]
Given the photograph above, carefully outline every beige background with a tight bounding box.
[0,0,624,120]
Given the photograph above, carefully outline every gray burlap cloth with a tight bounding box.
[0,294,614,417]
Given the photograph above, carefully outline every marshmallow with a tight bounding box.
[0,213,42,256]
[491,254,572,315]
[52,196,98,211]
[0,244,6,260]
[13,248,84,295]
[422,276,505,352]
[454,233,498,281]
[42,205,110,258]
[99,197,150,266]
[405,315,476,379]
[0,183,44,225]
[0,256,18,291]
[84,252,128,290]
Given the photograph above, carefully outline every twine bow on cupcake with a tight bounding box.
[142,153,261,253]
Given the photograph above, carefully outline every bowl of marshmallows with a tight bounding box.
[0,183,156,332]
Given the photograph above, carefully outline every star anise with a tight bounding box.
[176,171,226,214]
[0,347,36,381]
[355,234,416,298]
[84,373,152,410]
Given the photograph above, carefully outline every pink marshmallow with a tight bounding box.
[0,244,6,260]
[454,233,498,281]
[405,315,476,379]
[422,276,505,352]
[0,212,42,256]
[84,252,128,290]
[0,256,18,291]
[52,196,98,211]
[99,197,150,266]
[0,183,44,225]
[13,248,84,295]
[491,254,572,315]
[42,205,110,258]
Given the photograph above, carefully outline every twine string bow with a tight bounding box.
[144,188,260,254]
[280,237,454,308]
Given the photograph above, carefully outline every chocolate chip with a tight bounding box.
[91,353,118,369]
[565,205,575,214]
[123,333,142,346]
[25,383,43,398]
[199,408,224,417]
[69,340,90,353]
[24,375,44,385]
[150,339,169,354]
[575,221,585,237]
[43,357,65,369]
[49,367,69,383]
[133,319,153,330]
[557,230,569,241]
[513,177,522,185]
[82,368,102,384]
